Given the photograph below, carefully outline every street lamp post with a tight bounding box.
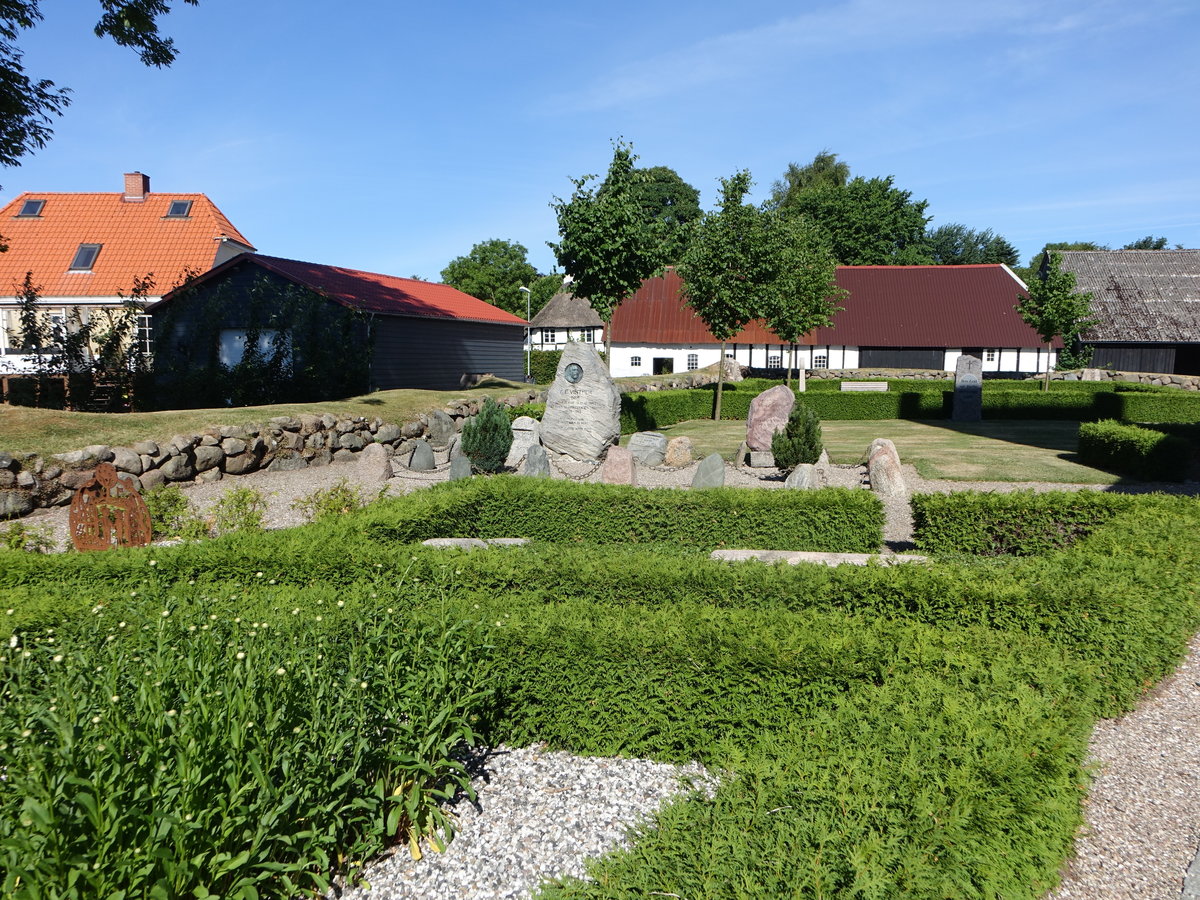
[518,285,532,382]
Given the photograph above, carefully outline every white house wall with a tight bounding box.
[0,296,150,373]
[945,348,1057,373]
[527,328,605,352]
[610,343,858,377]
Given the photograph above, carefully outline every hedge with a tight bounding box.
[361,476,884,552]
[1093,391,1200,424]
[910,490,1136,556]
[1077,419,1193,481]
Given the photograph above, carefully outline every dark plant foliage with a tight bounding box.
[459,397,513,473]
[1077,419,1193,481]
[771,402,823,472]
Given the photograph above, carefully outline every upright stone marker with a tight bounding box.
[746,385,795,451]
[539,342,621,461]
[952,355,983,422]
[691,453,726,489]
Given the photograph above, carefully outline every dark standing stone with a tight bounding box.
[952,356,983,422]
[449,453,473,481]
[408,440,435,471]
[627,432,668,467]
[426,410,457,449]
[522,444,551,478]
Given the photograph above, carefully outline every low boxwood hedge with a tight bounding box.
[1077,419,1193,481]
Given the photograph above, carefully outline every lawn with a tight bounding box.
[0,379,535,459]
[653,418,1122,484]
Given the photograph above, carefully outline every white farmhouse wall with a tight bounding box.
[0,296,137,373]
[526,328,604,352]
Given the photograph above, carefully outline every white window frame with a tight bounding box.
[630,355,642,367]
[540,327,555,344]
[985,349,996,362]
[813,353,829,369]
[686,353,699,371]
[768,354,782,368]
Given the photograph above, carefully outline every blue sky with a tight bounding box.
[3,0,1197,284]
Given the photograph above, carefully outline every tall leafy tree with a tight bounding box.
[528,272,565,319]
[0,2,197,176]
[679,171,827,417]
[767,150,850,212]
[926,224,1019,267]
[550,140,663,368]
[619,165,701,263]
[440,239,539,316]
[1016,251,1096,391]
[783,175,933,265]
[761,220,845,388]
[1122,235,1173,250]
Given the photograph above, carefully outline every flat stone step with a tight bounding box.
[840,382,889,391]
[711,549,926,567]
[422,537,530,550]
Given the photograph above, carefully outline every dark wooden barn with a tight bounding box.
[148,253,526,406]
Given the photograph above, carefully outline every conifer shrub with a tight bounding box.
[460,397,514,473]
[771,403,823,472]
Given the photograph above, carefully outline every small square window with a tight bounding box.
[540,328,555,343]
[985,349,996,362]
[687,353,699,371]
[69,244,102,271]
[630,355,642,367]
[17,199,44,217]
[768,354,782,368]
[165,199,192,218]
[813,353,829,369]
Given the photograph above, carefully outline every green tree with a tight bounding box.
[528,272,564,319]
[550,140,663,368]
[0,2,197,176]
[767,150,850,212]
[1122,235,1173,250]
[460,396,513,473]
[783,175,933,265]
[760,219,844,388]
[1016,241,1108,283]
[679,171,821,418]
[926,224,1019,267]
[618,165,701,263]
[440,239,539,316]
[1016,251,1096,391]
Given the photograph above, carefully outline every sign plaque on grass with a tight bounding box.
[69,462,152,551]
[952,355,983,422]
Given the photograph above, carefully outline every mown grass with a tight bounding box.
[4,482,1199,898]
[656,418,1121,483]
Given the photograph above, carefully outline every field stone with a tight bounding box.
[196,469,223,484]
[110,447,143,475]
[0,471,14,488]
[784,464,821,489]
[53,449,96,468]
[746,385,795,451]
[522,444,550,478]
[337,432,366,452]
[269,454,308,473]
[83,444,115,463]
[358,442,393,482]
[169,434,199,455]
[691,453,725,489]
[627,432,668,467]
[601,446,636,485]
[506,416,542,468]
[0,489,34,518]
[401,420,425,439]
[58,468,94,490]
[0,451,14,471]
[748,451,775,468]
[867,439,906,497]
[16,471,35,488]
[375,423,402,444]
[449,453,473,481]
[139,468,167,491]
[426,410,457,450]
[332,449,356,462]
[221,437,248,456]
[408,440,435,471]
[308,450,333,468]
[193,445,224,473]
[223,451,259,476]
[664,436,694,467]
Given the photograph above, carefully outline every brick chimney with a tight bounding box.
[123,171,150,201]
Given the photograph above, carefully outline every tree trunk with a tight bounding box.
[714,340,727,421]
[1043,340,1052,392]
[785,343,794,389]
[604,319,612,373]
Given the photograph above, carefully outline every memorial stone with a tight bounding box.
[449,452,473,481]
[691,452,726,489]
[506,416,542,468]
[539,342,622,461]
[408,439,435,471]
[663,436,694,467]
[522,444,551,478]
[784,464,821,490]
[601,446,637,485]
[952,355,983,422]
[746,385,795,451]
[627,432,668,467]
[426,410,458,449]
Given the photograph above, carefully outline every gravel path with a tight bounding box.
[15,450,1200,899]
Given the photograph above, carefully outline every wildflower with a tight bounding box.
[268,579,276,585]
[275,667,286,676]
[293,726,301,734]
[52,654,63,663]
[234,617,242,624]
[91,716,101,724]
[387,608,394,614]
[96,743,106,752]
[5,609,12,615]
[92,605,103,614]
[360,681,368,689]
[236,652,245,661]
[256,572,264,578]
[149,560,157,567]
[161,609,170,618]
[292,608,299,616]
[315,615,323,622]
[165,710,177,717]
[118,622,126,629]
[106,635,115,643]
[48,706,56,712]
[130,591,137,597]
[337,600,345,608]
[8,635,17,649]
[188,625,197,633]
[209,614,217,620]
[21,729,32,738]
[184,813,193,822]
[188,579,195,585]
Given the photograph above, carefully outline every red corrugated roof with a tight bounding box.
[155,254,528,326]
[611,264,1051,347]
[0,191,254,297]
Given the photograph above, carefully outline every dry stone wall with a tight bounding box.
[0,389,542,520]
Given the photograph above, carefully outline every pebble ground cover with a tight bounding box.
[2,478,1199,899]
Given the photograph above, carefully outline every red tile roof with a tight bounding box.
[155,254,528,326]
[610,265,1050,347]
[0,190,254,298]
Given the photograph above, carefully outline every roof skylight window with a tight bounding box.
[165,200,192,218]
[17,199,44,217]
[69,243,102,271]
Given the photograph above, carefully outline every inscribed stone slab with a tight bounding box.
[539,342,621,461]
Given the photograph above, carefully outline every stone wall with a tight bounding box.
[0,389,542,520]
[1047,369,1200,390]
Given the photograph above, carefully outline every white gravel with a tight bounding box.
[15,450,1200,899]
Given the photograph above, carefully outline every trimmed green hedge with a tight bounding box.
[361,477,884,552]
[910,490,1135,556]
[1094,391,1200,424]
[1078,419,1193,481]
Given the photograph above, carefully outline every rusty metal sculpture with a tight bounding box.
[69,462,153,551]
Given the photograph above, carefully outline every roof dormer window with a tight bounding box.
[165,200,192,218]
[69,243,102,271]
[17,199,44,217]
